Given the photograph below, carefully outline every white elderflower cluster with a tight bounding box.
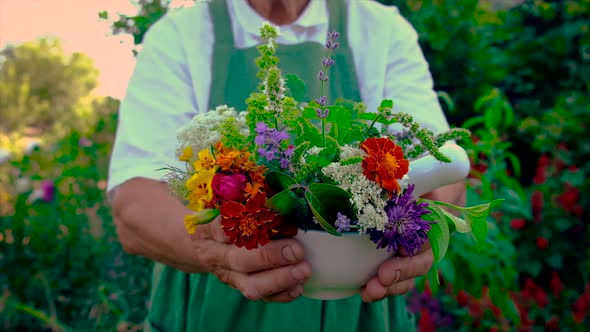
[175,105,246,161]
[322,162,388,232]
[340,145,366,160]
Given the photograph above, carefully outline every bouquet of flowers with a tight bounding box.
[164,24,500,299]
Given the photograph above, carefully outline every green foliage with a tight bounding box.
[0,38,100,135]
[0,110,152,331]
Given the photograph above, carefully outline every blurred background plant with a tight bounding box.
[1,0,588,331]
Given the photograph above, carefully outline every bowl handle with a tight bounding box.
[407,143,471,198]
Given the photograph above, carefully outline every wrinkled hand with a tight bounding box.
[190,217,311,302]
[360,243,434,302]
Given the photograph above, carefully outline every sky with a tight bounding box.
[0,0,143,99]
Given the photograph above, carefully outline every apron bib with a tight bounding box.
[147,1,415,331]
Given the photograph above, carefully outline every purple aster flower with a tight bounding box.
[368,184,432,255]
[316,108,329,119]
[335,212,351,232]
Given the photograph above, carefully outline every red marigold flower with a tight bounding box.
[510,218,526,230]
[220,193,281,249]
[360,137,409,194]
[536,237,549,250]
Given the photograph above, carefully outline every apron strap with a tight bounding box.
[209,0,235,46]
[327,0,350,49]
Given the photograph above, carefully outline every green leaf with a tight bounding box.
[284,73,306,101]
[424,206,450,262]
[378,99,393,112]
[427,263,440,289]
[265,171,296,191]
[326,105,351,126]
[439,208,471,233]
[469,215,488,250]
[265,189,299,215]
[304,183,353,236]
[359,113,379,121]
[302,106,318,119]
[98,11,109,20]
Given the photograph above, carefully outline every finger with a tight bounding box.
[224,238,306,273]
[361,277,415,302]
[377,248,434,286]
[235,262,312,301]
[262,284,304,303]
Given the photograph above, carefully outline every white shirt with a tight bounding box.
[107,0,450,192]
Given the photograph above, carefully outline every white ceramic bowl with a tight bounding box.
[295,143,471,300]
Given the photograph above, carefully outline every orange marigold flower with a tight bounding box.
[244,182,264,199]
[220,193,281,249]
[360,137,409,194]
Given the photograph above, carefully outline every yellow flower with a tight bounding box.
[179,146,193,162]
[184,209,220,234]
[186,167,216,211]
[194,148,217,171]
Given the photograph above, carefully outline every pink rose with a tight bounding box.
[212,172,249,202]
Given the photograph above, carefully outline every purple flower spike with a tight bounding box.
[254,121,292,169]
[316,108,329,119]
[335,212,351,232]
[317,70,328,82]
[368,184,432,255]
[328,31,340,40]
[315,96,327,106]
[322,57,335,68]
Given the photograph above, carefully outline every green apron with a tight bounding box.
[146,1,416,331]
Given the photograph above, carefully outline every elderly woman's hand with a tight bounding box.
[360,181,466,302]
[360,244,433,302]
[192,217,312,303]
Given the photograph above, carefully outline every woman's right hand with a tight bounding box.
[192,217,312,303]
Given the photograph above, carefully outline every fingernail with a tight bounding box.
[392,270,401,283]
[282,245,298,263]
[291,265,308,280]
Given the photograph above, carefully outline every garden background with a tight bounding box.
[0,0,588,331]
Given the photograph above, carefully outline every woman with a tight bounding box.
[108,0,466,331]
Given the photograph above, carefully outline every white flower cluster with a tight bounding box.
[175,105,247,160]
[264,68,286,114]
[322,161,389,232]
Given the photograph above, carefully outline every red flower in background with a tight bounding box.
[220,193,281,249]
[536,237,549,249]
[557,183,583,216]
[531,190,544,222]
[550,271,564,299]
[572,283,590,324]
[418,309,437,332]
[510,218,527,230]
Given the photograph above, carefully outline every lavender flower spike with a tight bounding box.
[316,108,329,119]
[368,184,432,255]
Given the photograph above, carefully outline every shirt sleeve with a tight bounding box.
[107,17,197,193]
[383,9,450,135]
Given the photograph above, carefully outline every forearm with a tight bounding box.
[110,177,207,273]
